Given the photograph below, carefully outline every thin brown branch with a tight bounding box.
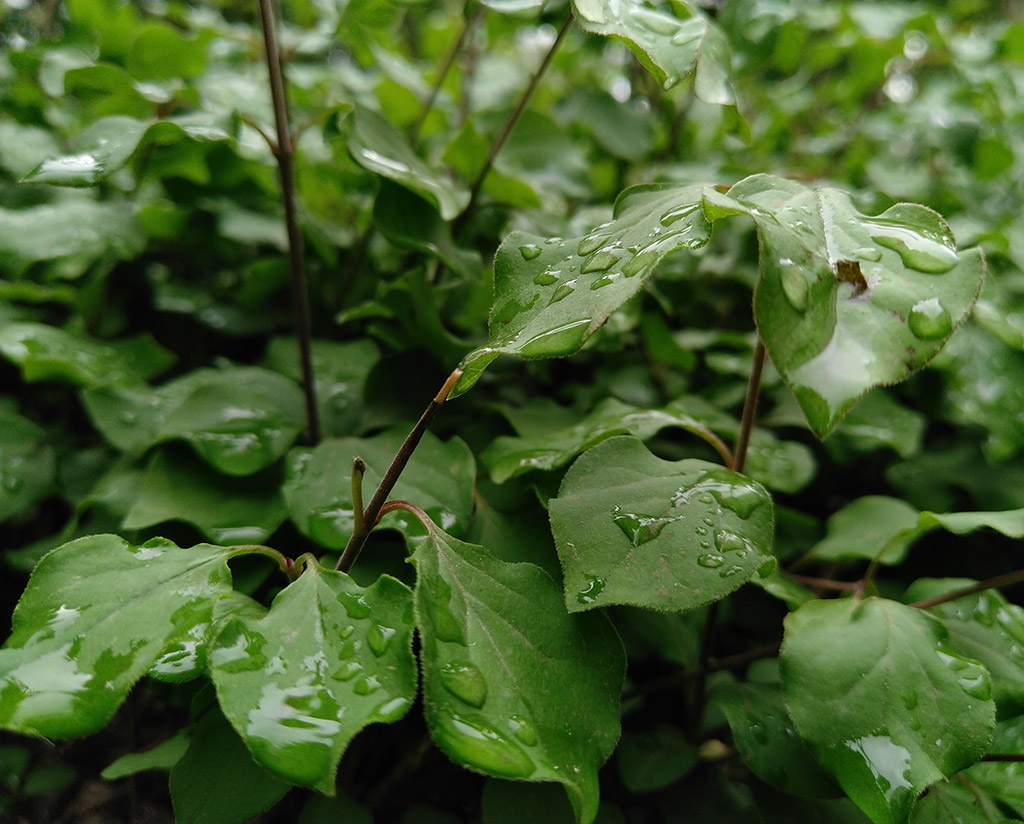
[911,568,1024,610]
[732,336,766,474]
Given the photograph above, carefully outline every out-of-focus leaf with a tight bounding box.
[0,409,56,522]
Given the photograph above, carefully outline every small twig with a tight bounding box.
[687,602,719,737]
[336,369,463,573]
[239,114,278,153]
[451,12,573,235]
[732,336,766,474]
[981,753,1024,762]
[258,0,321,445]
[789,574,865,593]
[410,5,484,144]
[910,568,1024,610]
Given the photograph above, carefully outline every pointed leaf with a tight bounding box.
[780,597,996,824]
[283,429,475,549]
[123,448,287,545]
[549,437,775,613]
[411,518,624,824]
[718,175,986,438]
[210,561,416,794]
[348,105,468,220]
[917,507,1024,538]
[571,0,735,102]
[0,534,240,738]
[454,184,712,395]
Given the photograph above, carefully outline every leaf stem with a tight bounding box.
[789,574,865,593]
[351,457,366,535]
[336,369,463,573]
[910,568,1024,610]
[452,12,573,235]
[732,336,766,474]
[258,0,321,445]
[410,5,484,144]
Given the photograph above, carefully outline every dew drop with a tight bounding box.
[353,675,382,695]
[439,662,488,708]
[855,246,882,261]
[547,283,575,305]
[210,625,268,673]
[581,250,619,273]
[533,271,558,286]
[719,565,744,578]
[622,249,660,278]
[434,715,534,779]
[714,530,751,554]
[590,274,616,289]
[519,244,542,260]
[508,715,538,747]
[337,591,372,619]
[907,298,952,340]
[518,319,589,357]
[576,575,606,605]
[659,204,699,226]
[332,660,362,681]
[613,506,677,546]
[697,553,725,568]
[367,624,397,657]
[862,217,957,273]
[577,232,610,257]
[779,264,809,311]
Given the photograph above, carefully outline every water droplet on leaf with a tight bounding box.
[862,217,957,273]
[518,320,589,357]
[581,250,619,273]
[439,662,488,708]
[367,624,397,657]
[519,244,542,260]
[434,714,535,779]
[697,554,725,568]
[576,575,606,604]
[908,298,952,340]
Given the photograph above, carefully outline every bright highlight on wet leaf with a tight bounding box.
[210,560,416,794]
[780,597,996,824]
[411,514,624,824]
[0,535,242,738]
[549,436,774,613]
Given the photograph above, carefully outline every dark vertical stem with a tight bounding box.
[687,601,718,738]
[410,4,484,144]
[452,12,573,235]
[336,369,463,573]
[258,0,321,444]
[732,337,766,473]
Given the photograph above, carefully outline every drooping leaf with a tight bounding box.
[411,516,624,824]
[169,707,291,824]
[0,408,56,522]
[101,730,191,779]
[806,496,920,565]
[904,578,1024,719]
[917,506,1024,538]
[210,560,417,794]
[348,105,469,220]
[571,0,736,102]
[453,184,713,395]
[0,535,244,738]
[0,323,174,387]
[123,447,287,545]
[780,597,996,824]
[282,429,475,550]
[549,436,775,613]
[710,680,839,797]
[828,389,927,460]
[713,175,986,438]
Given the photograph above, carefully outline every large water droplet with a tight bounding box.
[439,662,488,708]
[855,246,882,261]
[714,530,753,556]
[519,244,542,260]
[332,660,362,681]
[577,231,610,257]
[211,624,267,673]
[659,204,699,226]
[576,575,606,605]
[434,714,535,779]
[508,715,538,747]
[337,591,372,619]
[518,320,590,357]
[907,298,952,340]
[581,250,619,273]
[590,274,616,290]
[779,263,809,311]
[533,271,558,286]
[547,282,575,305]
[622,249,660,278]
[697,554,725,568]
[861,217,957,273]
[612,506,677,546]
[367,624,397,657]
[353,674,382,695]
[936,648,991,700]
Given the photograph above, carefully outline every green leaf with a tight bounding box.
[917,507,1024,538]
[453,184,712,395]
[482,779,576,824]
[0,534,239,737]
[710,680,839,797]
[904,579,1024,720]
[828,390,927,460]
[965,715,1024,818]
[807,496,920,565]
[123,447,287,545]
[720,175,985,438]
[348,105,468,220]
[411,517,624,824]
[0,323,174,388]
[571,0,735,102]
[615,725,697,793]
[169,707,291,824]
[127,21,209,81]
[101,730,190,779]
[210,560,417,794]
[24,115,230,187]
[549,437,775,613]
[0,409,56,522]
[283,429,475,550]
[780,597,996,824]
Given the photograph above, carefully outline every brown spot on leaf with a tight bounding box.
[835,259,869,297]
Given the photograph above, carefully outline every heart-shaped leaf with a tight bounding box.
[780,597,996,824]
[549,436,775,613]
[0,534,249,737]
[211,560,417,794]
[411,515,624,824]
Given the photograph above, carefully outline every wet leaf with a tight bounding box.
[0,534,240,738]
[780,597,995,824]
[549,437,775,613]
[282,429,475,550]
[348,105,468,220]
[211,560,416,794]
[101,730,190,779]
[411,517,624,824]
[571,0,735,102]
[965,715,1024,818]
[917,507,1024,538]
[716,175,985,438]
[807,496,920,565]
[123,447,287,545]
[0,323,174,387]
[711,680,839,797]
[828,389,927,460]
[0,409,56,522]
[904,579,1024,719]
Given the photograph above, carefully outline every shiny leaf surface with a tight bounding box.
[549,437,775,613]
